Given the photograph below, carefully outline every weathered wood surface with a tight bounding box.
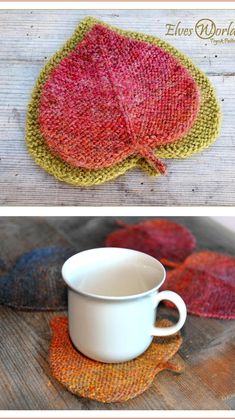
[0,216,234,409]
[0,10,234,206]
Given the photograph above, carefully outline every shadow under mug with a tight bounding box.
[62,247,187,363]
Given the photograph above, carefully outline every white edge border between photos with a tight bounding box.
[0,1,234,417]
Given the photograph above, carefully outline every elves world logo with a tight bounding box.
[195,19,235,39]
[165,19,235,42]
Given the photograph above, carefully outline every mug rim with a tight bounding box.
[62,247,166,301]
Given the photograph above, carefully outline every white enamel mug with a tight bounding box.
[62,247,187,363]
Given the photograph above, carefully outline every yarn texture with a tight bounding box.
[162,251,235,319]
[26,17,221,186]
[39,24,200,175]
[49,317,183,403]
[0,247,73,310]
[105,219,196,267]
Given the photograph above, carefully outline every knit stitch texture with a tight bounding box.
[38,24,200,175]
[26,17,221,186]
[0,247,73,310]
[162,251,235,319]
[105,219,196,268]
[49,316,183,403]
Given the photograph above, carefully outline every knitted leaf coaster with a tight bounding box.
[183,251,235,284]
[26,17,221,186]
[50,317,183,403]
[39,24,200,175]
[105,219,196,268]
[0,246,74,311]
[162,251,235,319]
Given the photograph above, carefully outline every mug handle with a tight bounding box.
[152,290,187,336]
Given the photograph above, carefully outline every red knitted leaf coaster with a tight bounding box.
[162,251,235,319]
[49,317,183,403]
[183,251,235,285]
[39,24,200,175]
[105,219,196,268]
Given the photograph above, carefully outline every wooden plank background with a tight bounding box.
[0,10,234,206]
[0,216,234,409]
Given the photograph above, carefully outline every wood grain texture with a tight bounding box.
[0,216,234,409]
[0,10,234,206]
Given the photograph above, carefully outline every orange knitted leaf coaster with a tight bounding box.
[50,317,183,403]
[162,251,235,319]
[105,219,196,268]
[39,23,200,175]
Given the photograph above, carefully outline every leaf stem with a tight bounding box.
[138,147,167,175]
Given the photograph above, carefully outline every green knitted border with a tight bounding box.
[26,17,221,186]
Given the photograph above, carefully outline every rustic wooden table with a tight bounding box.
[0,216,234,409]
[0,9,234,206]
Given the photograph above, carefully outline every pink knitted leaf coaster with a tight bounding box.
[39,24,200,175]
[105,219,196,268]
[49,317,183,403]
[162,251,235,319]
